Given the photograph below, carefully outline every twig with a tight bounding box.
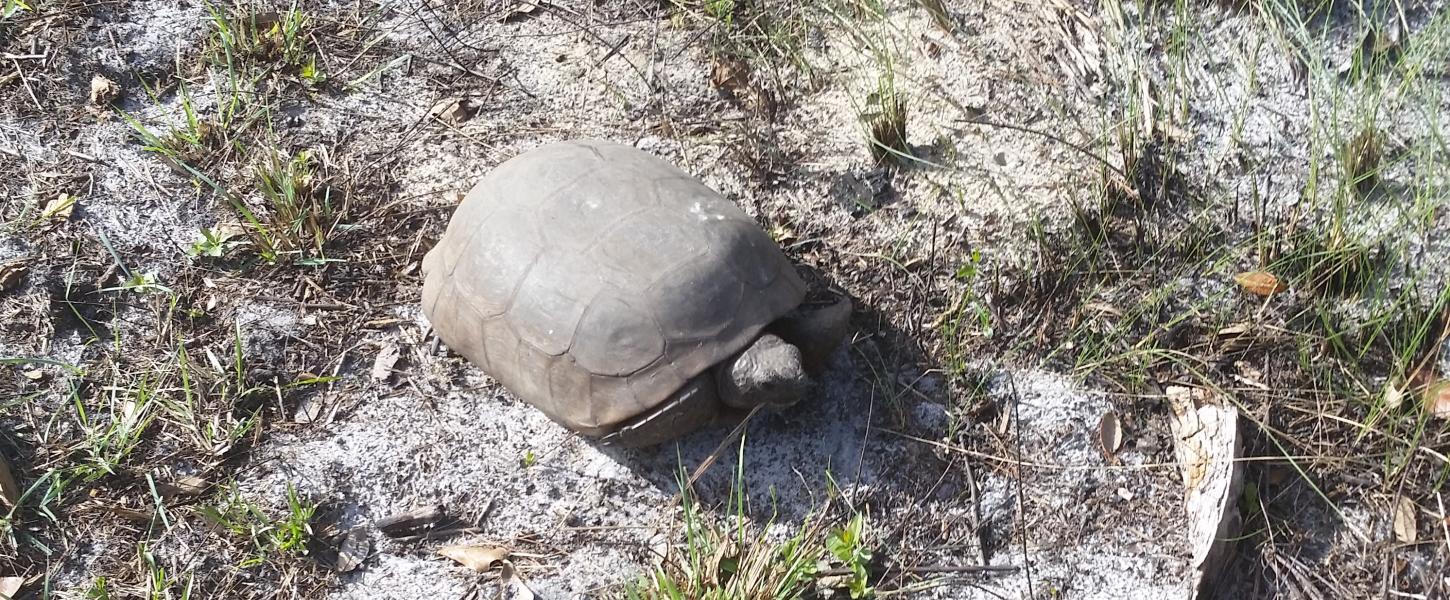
[1438,492,1449,556]
[683,404,764,492]
[392,526,485,543]
[850,372,875,511]
[540,3,654,95]
[11,59,42,111]
[815,563,1019,577]
[1008,373,1035,599]
[65,150,111,165]
[964,452,990,564]
[956,116,1126,178]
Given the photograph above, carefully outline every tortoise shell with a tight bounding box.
[421,139,806,436]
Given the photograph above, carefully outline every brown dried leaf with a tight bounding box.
[709,56,750,96]
[99,503,153,522]
[0,455,19,508]
[157,476,209,499]
[1423,382,1450,420]
[1234,271,1287,296]
[0,261,26,292]
[438,544,508,572]
[89,74,120,106]
[1393,496,1417,544]
[0,576,22,599]
[1215,323,1254,338]
[1097,410,1123,456]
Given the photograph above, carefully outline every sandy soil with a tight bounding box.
[3,0,1448,598]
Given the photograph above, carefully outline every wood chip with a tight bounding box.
[335,528,371,572]
[439,544,509,572]
[1393,496,1417,544]
[1233,271,1287,297]
[1166,385,1244,599]
[376,504,449,537]
[293,393,340,425]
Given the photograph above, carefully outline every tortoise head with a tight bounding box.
[714,290,853,410]
[716,333,811,410]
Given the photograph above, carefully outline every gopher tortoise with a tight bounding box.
[421,139,851,448]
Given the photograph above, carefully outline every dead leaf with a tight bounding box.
[99,503,153,522]
[0,261,26,292]
[743,86,778,121]
[429,98,478,125]
[1234,271,1287,296]
[0,455,19,509]
[157,476,209,499]
[439,544,509,572]
[709,56,749,96]
[1215,323,1253,338]
[40,193,77,221]
[293,393,339,425]
[499,560,536,600]
[1423,382,1450,420]
[1393,496,1417,544]
[0,576,22,599]
[89,74,120,106]
[21,370,43,381]
[1383,380,1405,410]
[921,34,942,59]
[1097,410,1123,456]
[371,344,401,382]
[1166,385,1244,599]
[501,0,542,22]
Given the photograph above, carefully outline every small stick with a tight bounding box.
[391,526,484,544]
[684,404,764,492]
[815,564,1019,577]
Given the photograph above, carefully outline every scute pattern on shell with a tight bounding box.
[422,140,806,435]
